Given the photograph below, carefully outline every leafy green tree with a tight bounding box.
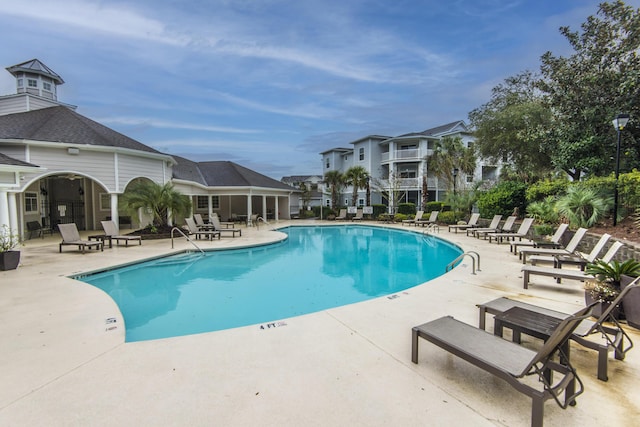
[539,1,640,179]
[556,186,613,228]
[476,181,527,218]
[120,180,191,227]
[299,182,311,211]
[323,170,345,209]
[344,166,370,207]
[469,71,553,179]
[426,136,476,192]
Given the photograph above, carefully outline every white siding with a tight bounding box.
[0,171,16,185]
[0,145,26,161]
[118,155,167,191]
[0,96,28,116]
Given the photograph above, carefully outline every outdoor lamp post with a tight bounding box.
[452,168,459,195]
[612,113,630,226]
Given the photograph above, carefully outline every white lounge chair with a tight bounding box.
[402,210,423,226]
[100,220,142,247]
[58,223,103,253]
[416,210,439,227]
[488,218,534,244]
[510,223,569,255]
[521,241,624,288]
[335,209,347,220]
[351,209,364,221]
[185,217,220,240]
[529,233,610,267]
[211,214,242,237]
[447,213,480,233]
[467,214,502,237]
[519,228,588,264]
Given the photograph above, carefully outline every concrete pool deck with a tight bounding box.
[1,221,639,426]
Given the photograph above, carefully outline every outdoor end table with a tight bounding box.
[89,234,113,248]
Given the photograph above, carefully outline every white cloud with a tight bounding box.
[98,116,261,134]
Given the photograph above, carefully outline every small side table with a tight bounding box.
[89,234,113,249]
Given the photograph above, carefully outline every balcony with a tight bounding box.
[380,149,433,163]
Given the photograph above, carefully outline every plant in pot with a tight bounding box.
[0,225,22,271]
[585,259,640,319]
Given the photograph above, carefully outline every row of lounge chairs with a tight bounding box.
[413,277,640,427]
[59,221,141,253]
[335,208,364,221]
[419,218,640,425]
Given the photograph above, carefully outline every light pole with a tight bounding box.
[612,113,629,226]
[452,168,459,195]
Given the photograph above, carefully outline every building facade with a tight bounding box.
[0,59,296,237]
[320,121,500,210]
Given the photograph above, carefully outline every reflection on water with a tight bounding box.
[78,225,461,342]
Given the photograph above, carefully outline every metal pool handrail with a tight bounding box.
[446,251,481,274]
[171,227,204,254]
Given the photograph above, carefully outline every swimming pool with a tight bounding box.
[78,225,462,342]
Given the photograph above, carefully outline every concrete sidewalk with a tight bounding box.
[1,221,638,426]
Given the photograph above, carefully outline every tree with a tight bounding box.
[119,180,192,227]
[344,166,370,207]
[426,136,476,192]
[299,182,311,211]
[538,1,640,179]
[323,170,345,209]
[468,71,554,180]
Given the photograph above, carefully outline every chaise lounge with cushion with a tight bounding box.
[100,220,142,247]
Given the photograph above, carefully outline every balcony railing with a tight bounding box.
[380,149,434,163]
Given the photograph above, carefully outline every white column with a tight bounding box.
[208,195,213,220]
[275,196,280,221]
[7,192,18,234]
[262,195,267,220]
[246,193,253,226]
[110,194,119,232]
[0,189,10,231]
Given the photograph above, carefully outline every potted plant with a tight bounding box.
[585,259,640,319]
[0,225,21,271]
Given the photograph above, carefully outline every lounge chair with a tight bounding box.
[478,276,639,381]
[185,217,221,240]
[519,228,588,264]
[335,209,347,220]
[193,213,215,231]
[100,220,142,247]
[58,223,103,253]
[467,214,502,237]
[477,215,517,240]
[416,210,439,227]
[488,217,534,244]
[211,214,242,237]
[529,233,610,267]
[26,220,52,239]
[351,209,364,221]
[402,210,423,226]
[510,223,569,255]
[211,213,235,228]
[521,241,624,288]
[412,305,592,427]
[447,212,480,233]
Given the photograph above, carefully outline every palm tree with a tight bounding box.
[120,180,192,228]
[323,170,345,209]
[426,136,476,193]
[344,166,370,207]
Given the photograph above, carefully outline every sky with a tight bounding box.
[1,0,638,180]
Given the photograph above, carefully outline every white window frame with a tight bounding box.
[358,198,364,207]
[28,79,38,88]
[99,193,111,211]
[43,82,52,91]
[25,192,38,213]
[359,148,364,161]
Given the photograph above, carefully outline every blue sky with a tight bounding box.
[1,0,638,179]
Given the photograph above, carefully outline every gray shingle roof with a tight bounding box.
[0,152,39,167]
[0,106,162,154]
[397,120,467,138]
[6,59,65,84]
[173,157,294,190]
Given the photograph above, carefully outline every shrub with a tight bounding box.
[525,178,569,202]
[476,181,527,218]
[372,204,387,217]
[313,206,334,218]
[424,201,444,212]
[533,224,555,237]
[393,213,408,222]
[556,186,612,228]
[438,211,463,224]
[397,203,416,215]
[526,196,559,224]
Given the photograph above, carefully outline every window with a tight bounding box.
[358,198,364,207]
[326,159,330,169]
[326,199,331,207]
[359,148,364,161]
[28,79,37,88]
[17,78,23,87]
[196,195,220,210]
[467,174,474,183]
[43,82,52,91]
[99,193,111,211]
[25,192,38,213]
[345,199,349,206]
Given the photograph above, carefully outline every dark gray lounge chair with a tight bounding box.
[477,276,639,381]
[412,305,592,427]
[58,223,103,253]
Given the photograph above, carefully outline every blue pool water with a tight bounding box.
[78,225,461,342]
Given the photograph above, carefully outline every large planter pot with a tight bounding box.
[0,250,20,271]
[621,275,640,330]
[584,290,621,319]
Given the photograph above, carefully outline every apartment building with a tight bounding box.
[320,121,500,210]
